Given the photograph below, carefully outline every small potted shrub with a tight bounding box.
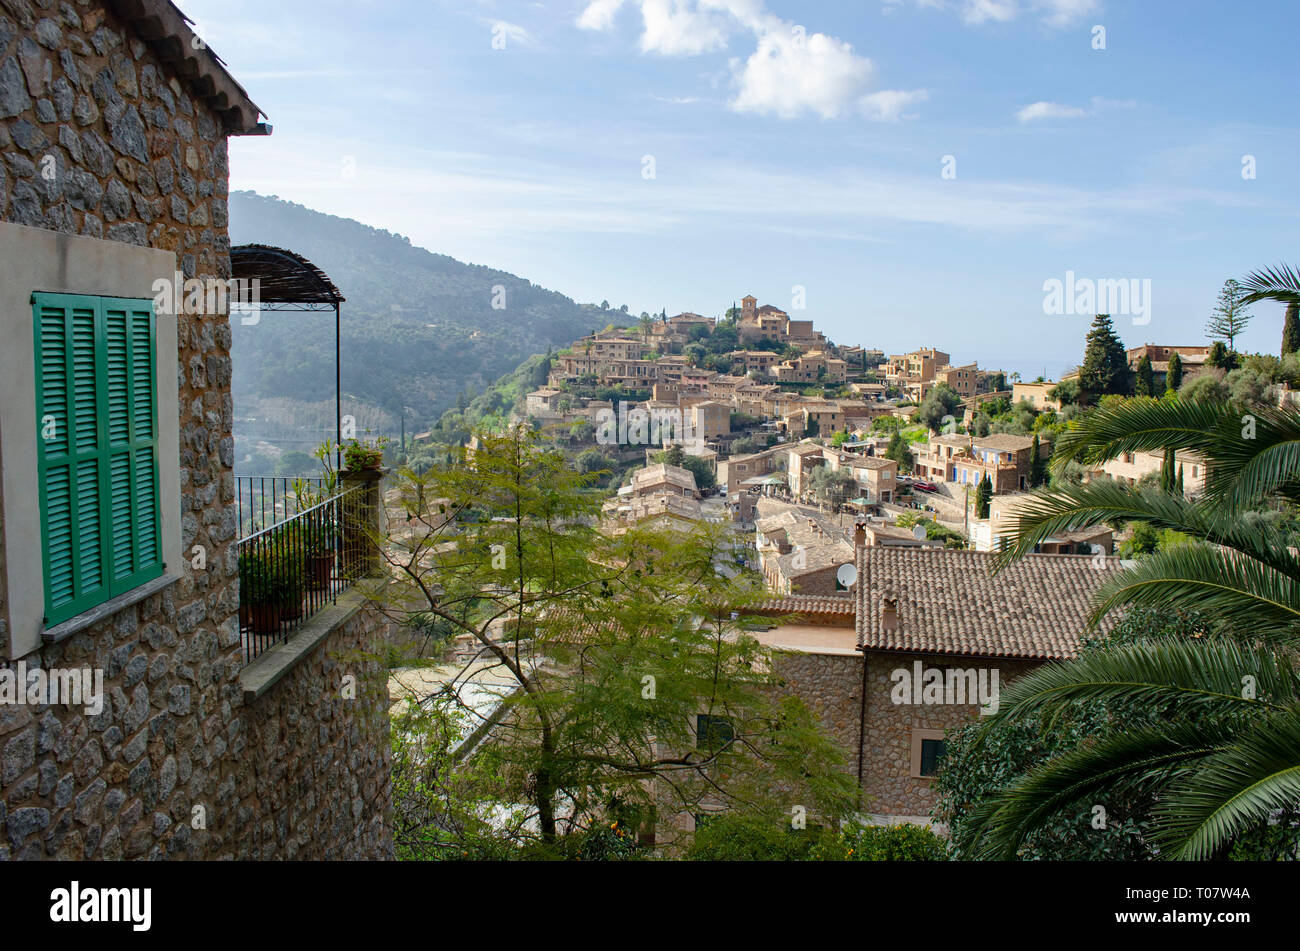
[342,436,389,472]
[239,550,286,634]
[269,529,305,621]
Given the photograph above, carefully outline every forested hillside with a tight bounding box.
[228,191,629,460]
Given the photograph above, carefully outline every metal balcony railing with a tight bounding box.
[236,483,370,665]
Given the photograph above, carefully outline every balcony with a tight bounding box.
[235,472,385,665]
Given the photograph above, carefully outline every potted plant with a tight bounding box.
[239,549,286,634]
[293,444,341,590]
[268,527,305,621]
[342,435,389,471]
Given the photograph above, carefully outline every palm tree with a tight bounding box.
[965,397,1300,859]
[1241,263,1300,309]
[1241,264,1300,357]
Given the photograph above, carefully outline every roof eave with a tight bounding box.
[108,0,267,135]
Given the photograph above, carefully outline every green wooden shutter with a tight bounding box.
[34,293,163,627]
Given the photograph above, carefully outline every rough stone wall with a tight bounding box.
[1,588,392,859]
[0,1,393,860]
[234,603,393,861]
[775,649,1041,818]
[1,0,238,629]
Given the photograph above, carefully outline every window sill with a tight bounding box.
[42,573,179,645]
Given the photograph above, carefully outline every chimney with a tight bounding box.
[881,596,899,632]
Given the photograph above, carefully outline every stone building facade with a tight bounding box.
[1,0,393,860]
[749,543,1123,823]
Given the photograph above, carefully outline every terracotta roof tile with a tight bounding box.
[853,546,1120,661]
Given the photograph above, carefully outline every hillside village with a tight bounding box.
[2,0,1299,881]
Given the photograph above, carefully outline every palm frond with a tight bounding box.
[1152,709,1300,860]
[1087,544,1300,639]
[1239,264,1300,307]
[1198,402,1300,508]
[983,638,1299,726]
[1050,398,1230,474]
[992,480,1300,581]
[963,720,1234,860]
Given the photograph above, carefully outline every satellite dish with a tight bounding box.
[912,525,928,540]
[837,563,856,588]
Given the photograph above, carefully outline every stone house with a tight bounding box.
[1126,344,1211,388]
[825,452,898,504]
[934,362,978,399]
[0,1,393,860]
[525,387,563,418]
[629,462,698,499]
[754,510,853,596]
[914,433,1038,493]
[1012,381,1061,412]
[969,493,1114,554]
[748,541,1121,822]
[716,442,791,495]
[1098,447,1206,497]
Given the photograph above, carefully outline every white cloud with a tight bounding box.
[1015,100,1088,122]
[576,0,925,121]
[1014,96,1135,122]
[577,0,627,32]
[637,0,734,55]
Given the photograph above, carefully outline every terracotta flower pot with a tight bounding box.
[248,602,282,634]
[278,590,304,621]
[308,553,334,590]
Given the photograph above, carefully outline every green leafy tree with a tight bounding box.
[916,383,963,434]
[810,466,857,511]
[885,430,914,473]
[378,428,855,850]
[1205,278,1252,351]
[1078,314,1130,401]
[1206,339,1238,371]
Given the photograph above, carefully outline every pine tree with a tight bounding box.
[1134,354,1155,396]
[974,473,993,519]
[1078,314,1129,400]
[1206,279,1252,351]
[1283,303,1300,357]
[1161,447,1177,494]
[1167,351,1184,391]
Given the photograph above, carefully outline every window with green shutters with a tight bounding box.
[33,292,163,627]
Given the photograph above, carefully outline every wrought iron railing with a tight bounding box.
[236,483,369,665]
[235,476,325,540]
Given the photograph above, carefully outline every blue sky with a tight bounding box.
[188,0,1299,379]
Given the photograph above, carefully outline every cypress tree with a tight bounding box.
[974,473,993,519]
[1167,351,1184,391]
[1134,354,1155,396]
[1029,435,1047,488]
[1283,303,1300,357]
